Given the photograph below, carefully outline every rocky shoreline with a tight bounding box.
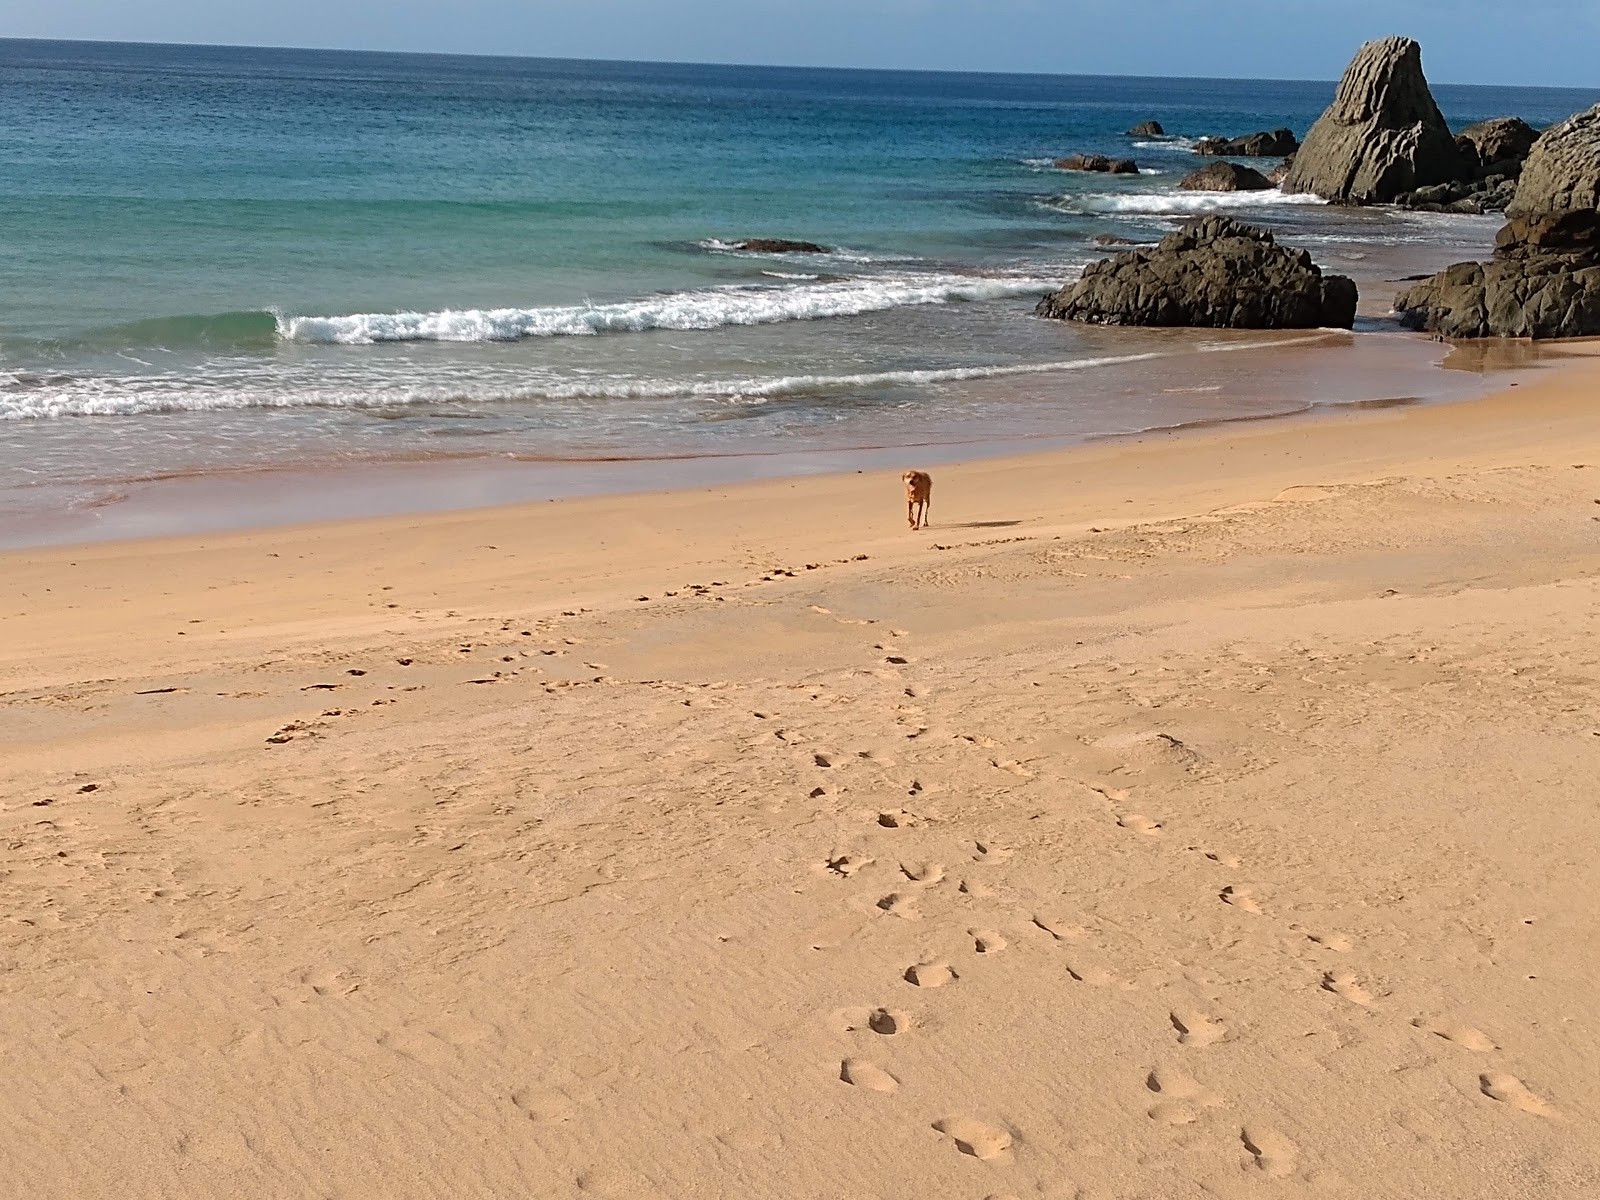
[1040,36,1599,338]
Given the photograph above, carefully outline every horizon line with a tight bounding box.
[2,34,1592,94]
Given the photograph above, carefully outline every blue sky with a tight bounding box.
[5,0,1597,87]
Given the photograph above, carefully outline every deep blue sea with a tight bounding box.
[1,39,1595,539]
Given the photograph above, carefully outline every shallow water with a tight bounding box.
[1,40,1594,541]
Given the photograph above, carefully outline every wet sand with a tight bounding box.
[4,344,1600,1198]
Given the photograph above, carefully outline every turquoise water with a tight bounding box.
[1,39,1595,535]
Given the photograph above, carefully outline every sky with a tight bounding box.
[4,0,1598,88]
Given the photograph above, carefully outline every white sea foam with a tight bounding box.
[0,335,1337,421]
[277,274,1056,345]
[695,239,913,264]
[1132,137,1200,151]
[1043,189,1329,217]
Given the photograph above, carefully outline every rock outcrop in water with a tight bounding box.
[1458,118,1540,173]
[730,239,830,254]
[1195,129,1299,158]
[1180,162,1273,192]
[1394,117,1542,214]
[1036,216,1358,330]
[1056,154,1139,175]
[1127,120,1166,138]
[1395,105,1600,339]
[1282,37,1466,204]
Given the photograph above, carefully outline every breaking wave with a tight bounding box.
[1041,189,1329,217]
[278,274,1057,344]
[1,336,1340,420]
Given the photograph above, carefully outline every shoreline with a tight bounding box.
[2,328,1572,551]
[6,331,1600,1198]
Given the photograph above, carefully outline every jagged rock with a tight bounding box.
[730,239,830,254]
[1036,215,1357,330]
[1093,234,1140,246]
[1395,258,1600,338]
[1456,118,1539,174]
[1282,37,1466,203]
[1267,154,1296,185]
[1395,104,1600,338]
[1195,129,1299,158]
[1056,154,1140,175]
[1180,162,1274,192]
[1507,105,1600,224]
[1127,121,1166,137]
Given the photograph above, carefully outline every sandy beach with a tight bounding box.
[5,346,1600,1198]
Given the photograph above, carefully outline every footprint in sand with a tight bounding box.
[1170,1010,1228,1047]
[932,1117,1012,1161]
[1065,961,1125,988]
[972,840,1011,863]
[876,893,922,921]
[1306,932,1354,953]
[1031,914,1086,942]
[1480,1073,1560,1118]
[904,962,959,988]
[834,1006,909,1037]
[959,879,996,898]
[1146,1066,1225,1124]
[1219,886,1262,913]
[1198,849,1243,869]
[1321,970,1376,1007]
[970,929,1007,955]
[991,759,1034,778]
[878,810,921,829]
[839,1059,899,1093]
[1118,814,1163,836]
[822,854,874,877]
[1241,1126,1298,1178]
[900,862,945,886]
[1411,1018,1496,1052]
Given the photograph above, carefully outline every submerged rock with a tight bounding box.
[1127,120,1166,138]
[1283,37,1466,204]
[729,239,830,254]
[1056,154,1140,175]
[1036,215,1357,330]
[1195,129,1299,158]
[1180,161,1274,192]
[1395,104,1600,339]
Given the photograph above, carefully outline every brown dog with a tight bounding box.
[902,470,932,530]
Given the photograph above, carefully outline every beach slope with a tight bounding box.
[4,353,1600,1198]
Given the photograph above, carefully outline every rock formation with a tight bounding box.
[1180,162,1273,192]
[1195,129,1299,158]
[1395,105,1600,339]
[730,239,830,254]
[1127,121,1165,137]
[1037,216,1357,330]
[1395,117,1541,214]
[1457,118,1540,174]
[1282,37,1466,204]
[1055,154,1139,175]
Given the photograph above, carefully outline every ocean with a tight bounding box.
[1,39,1595,543]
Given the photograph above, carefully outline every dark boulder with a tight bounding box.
[1093,234,1140,246]
[1395,258,1600,339]
[1395,104,1600,338]
[1056,154,1140,175]
[1507,105,1600,222]
[1036,215,1358,330]
[1195,129,1299,158]
[1456,118,1540,174]
[1127,121,1166,138]
[1283,37,1467,203]
[1180,161,1274,192]
[730,239,830,254]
